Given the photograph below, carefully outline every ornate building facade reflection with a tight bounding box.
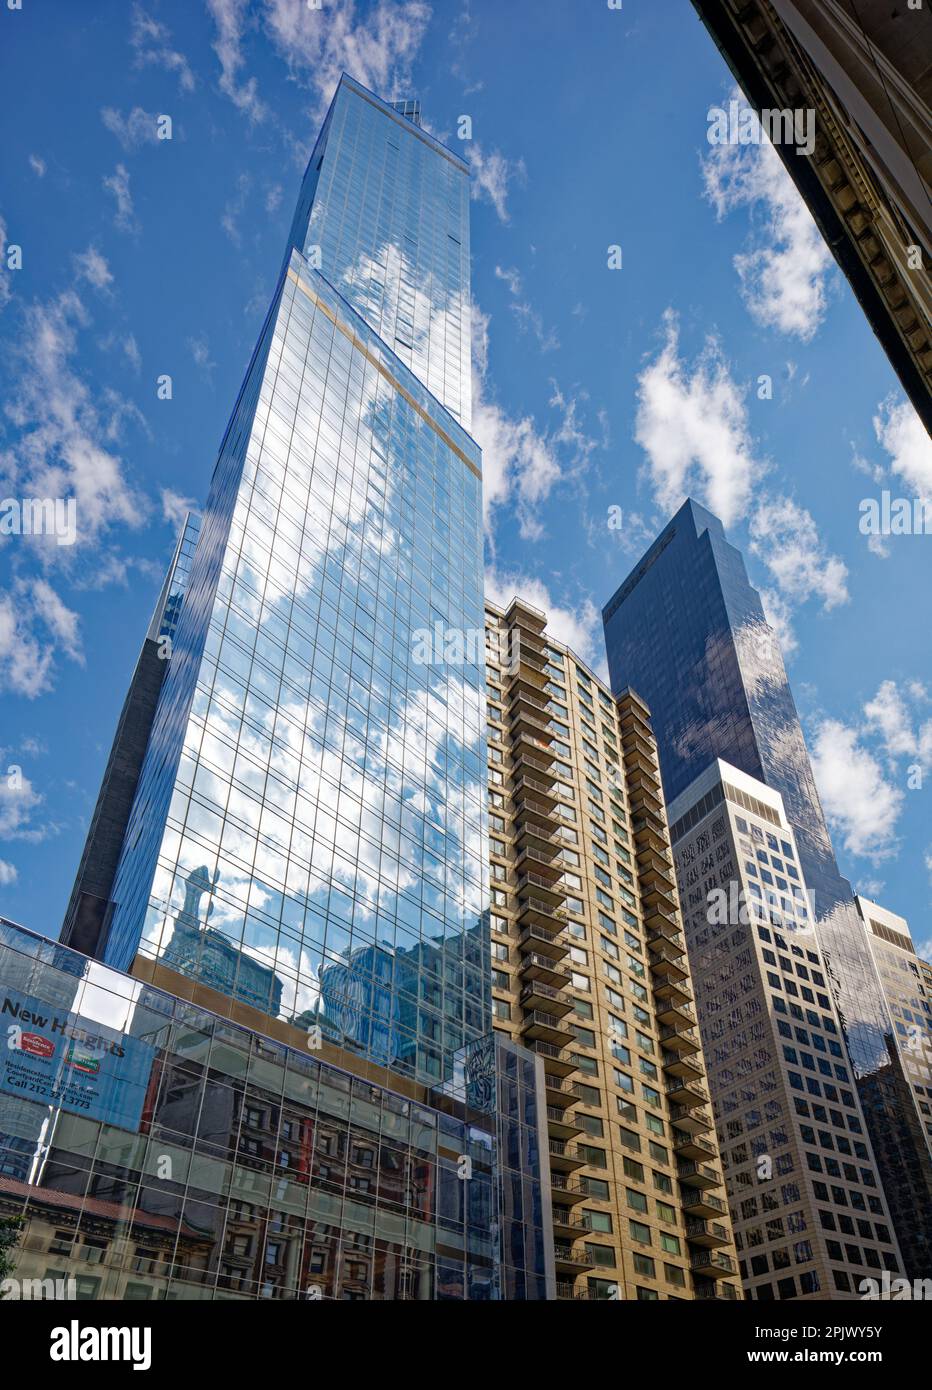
[0,920,548,1300]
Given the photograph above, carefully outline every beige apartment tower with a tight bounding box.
[484,597,742,1300]
[668,759,905,1299]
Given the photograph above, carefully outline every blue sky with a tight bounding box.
[1,0,930,952]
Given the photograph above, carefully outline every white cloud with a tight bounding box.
[161,488,197,528]
[0,860,17,886]
[73,246,113,292]
[472,397,561,541]
[221,172,251,245]
[873,395,932,498]
[810,717,903,862]
[101,106,162,150]
[494,264,557,351]
[130,4,195,92]
[635,309,764,526]
[103,164,138,234]
[485,567,604,677]
[510,300,559,353]
[0,584,82,698]
[468,142,525,223]
[862,678,932,769]
[0,763,44,838]
[123,334,142,374]
[28,154,46,178]
[30,578,83,662]
[495,265,522,297]
[188,334,216,378]
[702,93,833,339]
[749,494,849,614]
[1,288,148,550]
[262,0,432,126]
[206,0,269,123]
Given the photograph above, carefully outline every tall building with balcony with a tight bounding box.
[690,0,932,431]
[27,75,552,1301]
[668,760,903,1298]
[484,596,741,1301]
[602,496,932,1278]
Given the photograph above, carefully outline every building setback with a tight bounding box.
[668,760,903,1299]
[484,597,742,1300]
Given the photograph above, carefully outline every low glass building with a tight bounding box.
[0,918,550,1300]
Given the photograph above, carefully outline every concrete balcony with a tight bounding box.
[520,1009,576,1048]
[685,1219,732,1249]
[530,1040,577,1079]
[673,1130,718,1162]
[681,1188,728,1220]
[665,1071,707,1102]
[517,951,571,990]
[690,1250,736,1278]
[517,922,568,962]
[659,1023,702,1056]
[519,978,573,1016]
[548,1139,586,1172]
[554,1244,596,1274]
[677,1160,722,1190]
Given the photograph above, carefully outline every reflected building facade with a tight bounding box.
[41,75,552,1298]
[0,919,547,1300]
[602,498,932,1277]
[100,74,488,1092]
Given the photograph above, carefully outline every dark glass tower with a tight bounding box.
[602,497,932,1278]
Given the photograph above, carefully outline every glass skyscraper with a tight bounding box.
[602,497,932,1278]
[5,74,552,1301]
[104,75,487,1093]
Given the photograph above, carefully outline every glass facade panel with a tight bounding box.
[103,78,488,1098]
[0,920,547,1300]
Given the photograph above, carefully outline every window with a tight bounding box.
[629,1221,652,1246]
[585,1243,616,1268]
[585,1211,613,1234]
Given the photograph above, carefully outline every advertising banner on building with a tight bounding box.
[0,989,153,1132]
